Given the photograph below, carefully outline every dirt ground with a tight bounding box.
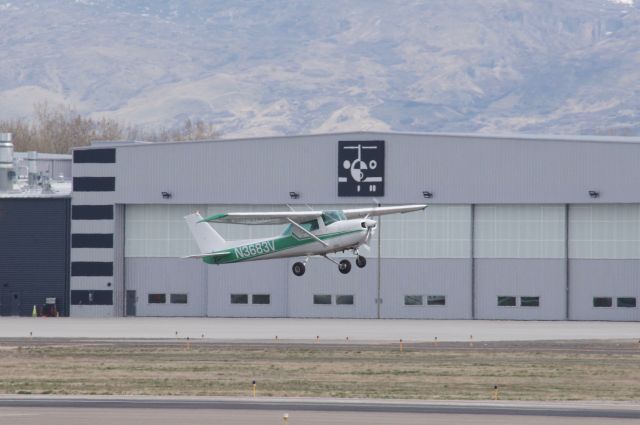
[0,339,639,400]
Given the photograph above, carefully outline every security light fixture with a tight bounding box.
[161,191,172,199]
[588,190,599,199]
[422,190,433,199]
[289,191,300,199]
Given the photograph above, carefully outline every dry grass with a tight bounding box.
[1,341,639,400]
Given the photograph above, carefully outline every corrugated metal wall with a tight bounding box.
[208,260,288,318]
[475,259,566,320]
[380,259,472,319]
[113,204,125,316]
[114,133,640,205]
[569,260,640,321]
[36,159,72,180]
[70,149,117,317]
[285,256,376,319]
[125,258,206,316]
[0,198,70,316]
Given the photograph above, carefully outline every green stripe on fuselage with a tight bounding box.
[200,213,228,223]
[202,229,362,265]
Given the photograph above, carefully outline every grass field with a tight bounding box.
[1,340,639,400]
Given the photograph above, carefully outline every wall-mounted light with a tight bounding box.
[588,190,599,199]
[289,191,300,199]
[161,191,172,199]
[422,190,433,199]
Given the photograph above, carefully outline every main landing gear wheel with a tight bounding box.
[292,262,306,276]
[339,259,351,274]
[355,255,367,268]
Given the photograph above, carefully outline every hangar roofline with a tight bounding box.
[73,130,640,151]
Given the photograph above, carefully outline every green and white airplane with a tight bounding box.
[184,204,427,276]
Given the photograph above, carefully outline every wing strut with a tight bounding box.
[286,218,329,247]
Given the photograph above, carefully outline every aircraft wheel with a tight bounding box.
[356,255,366,268]
[292,262,306,276]
[339,259,351,274]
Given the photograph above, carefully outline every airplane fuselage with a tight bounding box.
[202,219,370,265]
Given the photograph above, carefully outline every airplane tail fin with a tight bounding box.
[184,212,227,253]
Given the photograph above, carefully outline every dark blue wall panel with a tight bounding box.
[0,198,70,316]
[72,205,113,220]
[73,148,116,163]
[72,234,113,248]
[71,262,113,277]
[73,177,115,192]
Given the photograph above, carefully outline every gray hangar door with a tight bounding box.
[0,198,70,316]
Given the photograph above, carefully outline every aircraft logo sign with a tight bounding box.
[338,140,384,196]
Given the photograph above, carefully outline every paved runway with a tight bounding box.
[0,397,638,424]
[1,317,640,342]
[1,407,638,425]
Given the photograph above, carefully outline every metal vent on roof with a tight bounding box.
[0,133,14,192]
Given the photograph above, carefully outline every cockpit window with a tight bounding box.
[302,219,319,231]
[322,210,346,225]
[282,218,320,236]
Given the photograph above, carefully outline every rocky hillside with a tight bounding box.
[0,0,638,137]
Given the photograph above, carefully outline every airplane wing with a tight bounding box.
[343,204,427,219]
[182,251,231,259]
[200,211,322,225]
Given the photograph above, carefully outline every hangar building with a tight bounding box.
[70,132,640,321]
[0,133,72,316]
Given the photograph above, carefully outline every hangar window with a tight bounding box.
[497,296,516,307]
[252,294,271,305]
[170,294,188,304]
[336,295,354,305]
[71,290,113,305]
[593,297,612,307]
[404,295,423,306]
[313,295,332,305]
[617,297,636,308]
[520,296,540,307]
[148,293,166,304]
[231,294,248,304]
[427,295,446,306]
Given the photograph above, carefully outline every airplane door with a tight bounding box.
[126,290,137,316]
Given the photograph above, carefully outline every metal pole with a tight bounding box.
[565,204,570,320]
[470,204,476,319]
[376,205,382,319]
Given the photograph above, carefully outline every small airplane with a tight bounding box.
[184,204,427,276]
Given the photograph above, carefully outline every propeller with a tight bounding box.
[361,221,377,250]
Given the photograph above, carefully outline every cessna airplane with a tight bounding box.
[184,204,427,276]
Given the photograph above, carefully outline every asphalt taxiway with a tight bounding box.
[0,397,638,424]
[1,317,639,342]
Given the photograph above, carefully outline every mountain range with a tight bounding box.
[0,0,638,138]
